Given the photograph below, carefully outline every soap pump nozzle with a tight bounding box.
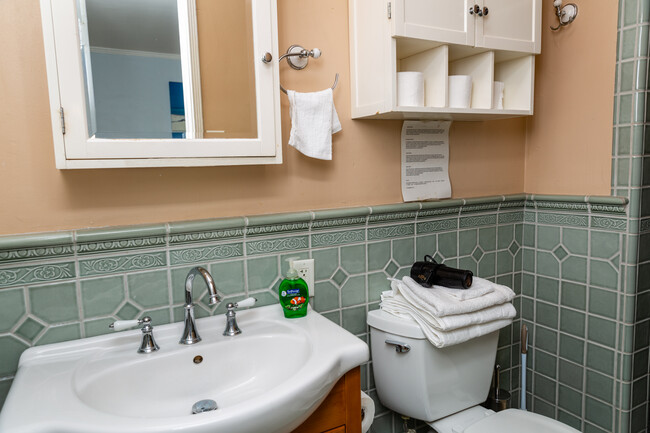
[285,257,301,279]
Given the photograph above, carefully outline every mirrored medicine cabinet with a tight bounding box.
[40,0,281,168]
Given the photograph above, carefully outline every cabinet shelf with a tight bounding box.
[364,107,532,121]
[349,0,541,121]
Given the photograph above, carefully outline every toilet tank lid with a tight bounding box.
[464,409,581,433]
[367,309,426,339]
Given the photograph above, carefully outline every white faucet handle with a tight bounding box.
[109,319,140,331]
[236,297,257,309]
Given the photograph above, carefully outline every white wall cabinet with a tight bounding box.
[40,0,282,169]
[350,0,542,120]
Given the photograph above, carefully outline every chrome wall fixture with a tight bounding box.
[263,44,339,95]
[550,0,578,31]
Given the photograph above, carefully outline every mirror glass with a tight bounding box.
[78,0,258,140]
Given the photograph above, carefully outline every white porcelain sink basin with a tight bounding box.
[0,304,369,433]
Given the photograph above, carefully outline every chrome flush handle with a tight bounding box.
[385,339,411,353]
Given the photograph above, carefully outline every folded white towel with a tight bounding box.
[403,310,512,348]
[392,276,515,317]
[381,290,516,332]
[434,277,494,301]
[287,88,342,160]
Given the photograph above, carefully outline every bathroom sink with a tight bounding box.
[0,305,369,433]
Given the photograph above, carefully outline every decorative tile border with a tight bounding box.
[498,211,524,224]
[0,233,74,264]
[0,245,74,263]
[591,216,628,231]
[77,236,166,255]
[0,195,628,260]
[246,236,309,255]
[368,204,420,224]
[367,224,414,240]
[168,228,244,245]
[534,201,590,212]
[246,212,312,237]
[246,222,310,236]
[79,253,166,277]
[312,230,365,247]
[312,207,370,230]
[416,218,458,234]
[460,214,498,228]
[170,243,243,265]
[537,212,589,227]
[0,263,75,289]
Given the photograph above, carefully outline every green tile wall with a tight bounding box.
[615,0,650,432]
[0,194,631,433]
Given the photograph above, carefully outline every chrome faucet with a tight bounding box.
[180,267,221,345]
[222,297,257,336]
[109,316,159,354]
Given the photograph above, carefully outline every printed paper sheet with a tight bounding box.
[401,120,452,202]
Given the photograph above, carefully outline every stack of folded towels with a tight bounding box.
[381,276,516,348]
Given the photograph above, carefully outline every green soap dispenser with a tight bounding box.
[279,257,309,318]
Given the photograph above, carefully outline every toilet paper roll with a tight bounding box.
[361,391,375,433]
[397,72,424,107]
[493,81,505,109]
[448,75,472,109]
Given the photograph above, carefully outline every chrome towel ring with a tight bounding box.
[262,44,339,95]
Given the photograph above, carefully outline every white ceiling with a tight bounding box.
[85,0,181,55]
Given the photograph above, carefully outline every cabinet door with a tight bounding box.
[392,0,475,46]
[41,0,282,168]
[475,0,542,53]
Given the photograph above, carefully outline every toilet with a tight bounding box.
[367,309,580,433]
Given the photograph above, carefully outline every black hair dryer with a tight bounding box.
[410,255,473,290]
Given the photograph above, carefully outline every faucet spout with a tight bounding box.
[185,267,220,306]
[180,267,221,345]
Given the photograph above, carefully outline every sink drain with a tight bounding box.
[192,399,218,414]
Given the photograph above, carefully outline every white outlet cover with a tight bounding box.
[292,259,315,297]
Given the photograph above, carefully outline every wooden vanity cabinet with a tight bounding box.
[291,367,362,433]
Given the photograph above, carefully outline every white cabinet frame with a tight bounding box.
[40,0,282,169]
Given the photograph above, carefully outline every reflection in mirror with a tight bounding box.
[77,0,259,141]
[197,0,257,139]
[79,0,184,139]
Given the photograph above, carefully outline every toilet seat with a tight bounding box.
[430,407,580,433]
[465,409,580,433]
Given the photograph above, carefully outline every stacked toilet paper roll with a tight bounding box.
[493,81,505,109]
[397,72,424,107]
[448,75,472,109]
[361,391,375,433]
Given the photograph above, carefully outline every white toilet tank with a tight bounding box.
[367,309,499,422]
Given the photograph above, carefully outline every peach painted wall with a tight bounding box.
[524,0,617,195]
[0,0,615,236]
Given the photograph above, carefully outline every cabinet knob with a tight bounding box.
[469,4,481,15]
[483,7,489,16]
[261,52,273,64]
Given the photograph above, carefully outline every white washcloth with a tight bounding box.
[381,290,516,332]
[434,277,495,301]
[287,88,342,160]
[392,276,515,317]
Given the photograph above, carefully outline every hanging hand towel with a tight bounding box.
[287,88,341,160]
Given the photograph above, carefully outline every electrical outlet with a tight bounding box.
[292,259,315,297]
